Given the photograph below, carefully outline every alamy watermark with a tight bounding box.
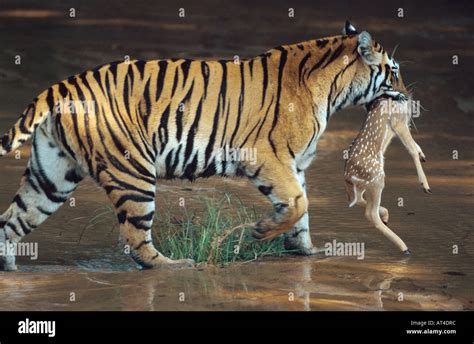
[18,318,55,337]
[216,145,258,165]
[380,97,421,118]
[324,240,365,260]
[54,98,97,115]
[0,240,38,260]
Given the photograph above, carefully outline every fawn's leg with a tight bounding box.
[347,181,389,224]
[394,124,431,192]
[0,127,84,270]
[284,171,319,255]
[364,183,410,254]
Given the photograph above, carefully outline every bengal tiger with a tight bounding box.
[0,21,406,270]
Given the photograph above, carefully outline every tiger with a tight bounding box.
[0,21,407,270]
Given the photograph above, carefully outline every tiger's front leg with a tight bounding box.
[283,171,321,255]
[249,164,308,241]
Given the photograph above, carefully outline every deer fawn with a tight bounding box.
[344,96,430,255]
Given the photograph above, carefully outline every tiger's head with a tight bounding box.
[342,21,408,105]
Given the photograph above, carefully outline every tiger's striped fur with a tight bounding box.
[0,22,406,270]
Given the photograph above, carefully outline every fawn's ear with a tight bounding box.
[342,20,358,35]
[357,31,382,65]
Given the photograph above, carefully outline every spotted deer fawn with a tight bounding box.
[344,97,430,255]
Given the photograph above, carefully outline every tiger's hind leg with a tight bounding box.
[0,127,84,271]
[101,175,194,269]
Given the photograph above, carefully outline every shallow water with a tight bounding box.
[0,0,472,310]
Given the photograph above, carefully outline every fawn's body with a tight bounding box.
[344,97,430,254]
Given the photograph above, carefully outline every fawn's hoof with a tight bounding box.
[403,249,411,256]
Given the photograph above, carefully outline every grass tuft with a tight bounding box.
[154,194,293,265]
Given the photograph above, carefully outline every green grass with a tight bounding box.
[153,194,293,265]
[81,194,293,265]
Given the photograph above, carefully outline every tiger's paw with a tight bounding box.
[284,239,325,256]
[251,221,283,241]
[0,256,18,271]
[0,231,17,271]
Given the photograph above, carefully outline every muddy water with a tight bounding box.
[0,0,473,310]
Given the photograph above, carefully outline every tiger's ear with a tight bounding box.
[357,31,382,65]
[342,20,358,35]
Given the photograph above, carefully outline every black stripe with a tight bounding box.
[170,67,179,98]
[31,140,69,203]
[116,194,154,208]
[218,61,227,114]
[135,240,152,250]
[103,170,155,198]
[200,160,216,178]
[353,67,375,105]
[326,57,358,120]
[253,95,274,145]
[45,87,55,113]
[303,121,317,154]
[134,60,146,80]
[201,62,210,98]
[239,118,261,149]
[204,95,221,166]
[24,168,41,193]
[96,123,155,185]
[143,77,152,117]
[268,47,288,158]
[183,98,203,166]
[99,105,155,179]
[260,57,269,110]
[156,60,168,101]
[180,60,192,88]
[17,217,31,235]
[316,39,329,48]
[128,211,155,231]
[298,52,311,84]
[220,103,231,147]
[176,81,195,141]
[58,82,69,98]
[306,48,332,79]
[13,195,27,211]
[182,154,198,181]
[158,105,170,153]
[6,223,21,237]
[248,165,263,180]
[321,43,345,69]
[287,142,295,159]
[229,63,245,147]
[36,207,53,216]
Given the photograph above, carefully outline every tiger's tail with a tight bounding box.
[0,89,54,156]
